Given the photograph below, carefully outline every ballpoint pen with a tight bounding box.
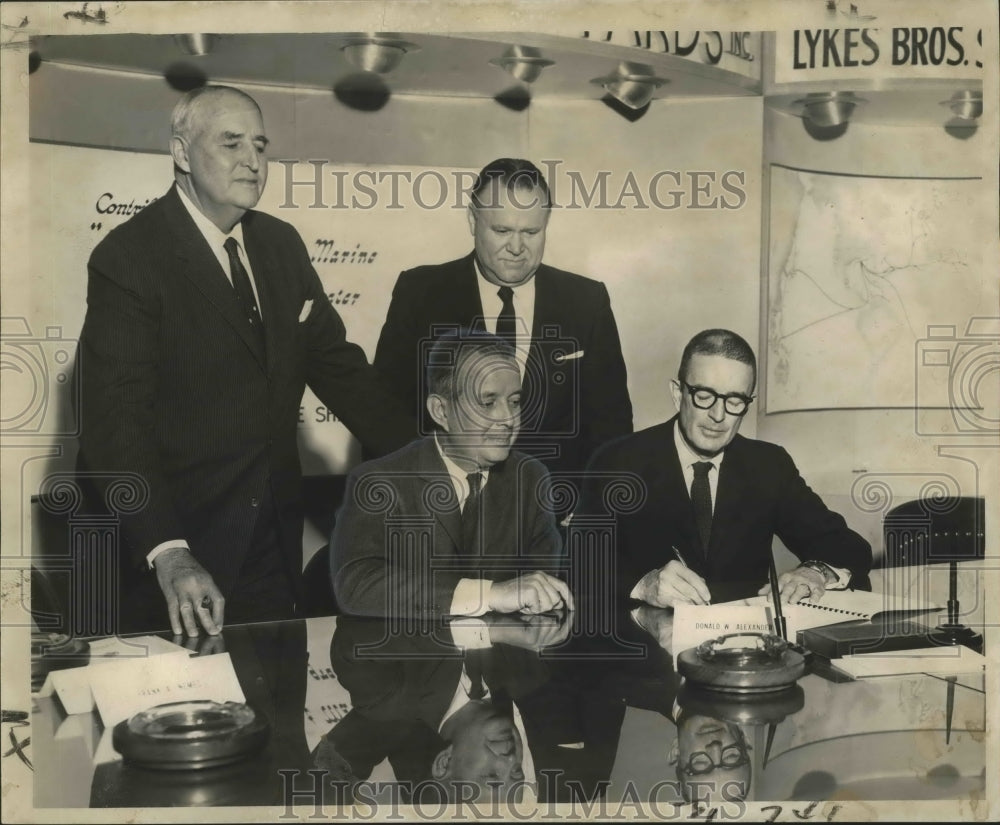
[768,555,788,641]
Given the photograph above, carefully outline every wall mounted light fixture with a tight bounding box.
[590,61,668,110]
[941,90,983,121]
[489,45,554,84]
[795,91,865,128]
[341,34,420,74]
[173,34,218,57]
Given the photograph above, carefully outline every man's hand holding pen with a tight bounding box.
[633,546,711,607]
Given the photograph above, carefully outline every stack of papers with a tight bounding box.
[835,645,986,679]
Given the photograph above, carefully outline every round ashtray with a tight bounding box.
[678,681,806,725]
[113,700,269,770]
[677,633,806,694]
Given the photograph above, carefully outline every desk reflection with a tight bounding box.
[28,606,986,811]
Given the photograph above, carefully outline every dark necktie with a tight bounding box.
[460,471,483,556]
[691,461,713,555]
[496,286,517,347]
[224,237,265,352]
[465,650,486,700]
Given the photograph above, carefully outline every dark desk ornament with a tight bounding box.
[113,700,269,770]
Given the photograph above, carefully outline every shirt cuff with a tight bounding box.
[825,564,852,590]
[146,540,190,569]
[448,618,492,650]
[449,578,493,617]
[629,569,656,602]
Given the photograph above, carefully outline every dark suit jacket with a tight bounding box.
[331,437,564,617]
[579,417,872,603]
[373,253,633,480]
[77,185,412,606]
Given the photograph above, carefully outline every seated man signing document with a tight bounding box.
[579,329,871,607]
[332,330,572,618]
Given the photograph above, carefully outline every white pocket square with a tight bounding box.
[298,299,314,323]
[555,350,584,362]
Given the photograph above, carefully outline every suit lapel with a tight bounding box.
[661,418,703,567]
[163,187,267,370]
[526,265,554,369]
[241,212,283,372]
[707,436,747,566]
[480,457,516,559]
[437,253,485,332]
[413,439,463,551]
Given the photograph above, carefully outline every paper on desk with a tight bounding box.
[836,645,987,678]
[37,635,191,714]
[90,651,246,728]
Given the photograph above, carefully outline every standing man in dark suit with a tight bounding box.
[77,85,413,637]
[332,330,572,618]
[580,329,871,607]
[373,158,633,498]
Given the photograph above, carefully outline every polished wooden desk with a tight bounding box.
[31,599,987,815]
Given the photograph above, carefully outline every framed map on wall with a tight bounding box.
[765,164,986,412]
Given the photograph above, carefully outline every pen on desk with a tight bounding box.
[768,555,788,641]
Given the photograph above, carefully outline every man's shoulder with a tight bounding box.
[397,254,474,285]
[349,437,434,477]
[93,188,173,250]
[726,432,794,468]
[536,262,603,288]
[590,421,673,467]
[241,207,300,241]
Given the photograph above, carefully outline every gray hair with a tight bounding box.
[170,85,261,141]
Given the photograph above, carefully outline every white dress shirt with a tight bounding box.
[474,259,534,379]
[672,419,723,513]
[434,434,494,616]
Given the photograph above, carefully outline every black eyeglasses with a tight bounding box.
[679,380,754,417]
[681,741,752,777]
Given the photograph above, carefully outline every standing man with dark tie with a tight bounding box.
[373,158,633,501]
[77,85,413,636]
[579,329,872,607]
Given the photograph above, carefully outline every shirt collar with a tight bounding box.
[474,257,536,305]
[433,432,490,491]
[176,185,247,254]
[673,418,724,473]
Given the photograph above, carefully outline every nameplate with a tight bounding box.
[90,651,247,729]
[672,604,780,664]
[37,635,190,715]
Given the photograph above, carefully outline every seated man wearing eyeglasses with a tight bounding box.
[579,328,871,608]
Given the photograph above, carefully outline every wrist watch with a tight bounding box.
[799,560,837,584]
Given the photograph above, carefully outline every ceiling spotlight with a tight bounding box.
[591,61,668,110]
[794,91,865,128]
[489,45,554,84]
[173,34,218,57]
[940,90,983,121]
[341,34,420,74]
